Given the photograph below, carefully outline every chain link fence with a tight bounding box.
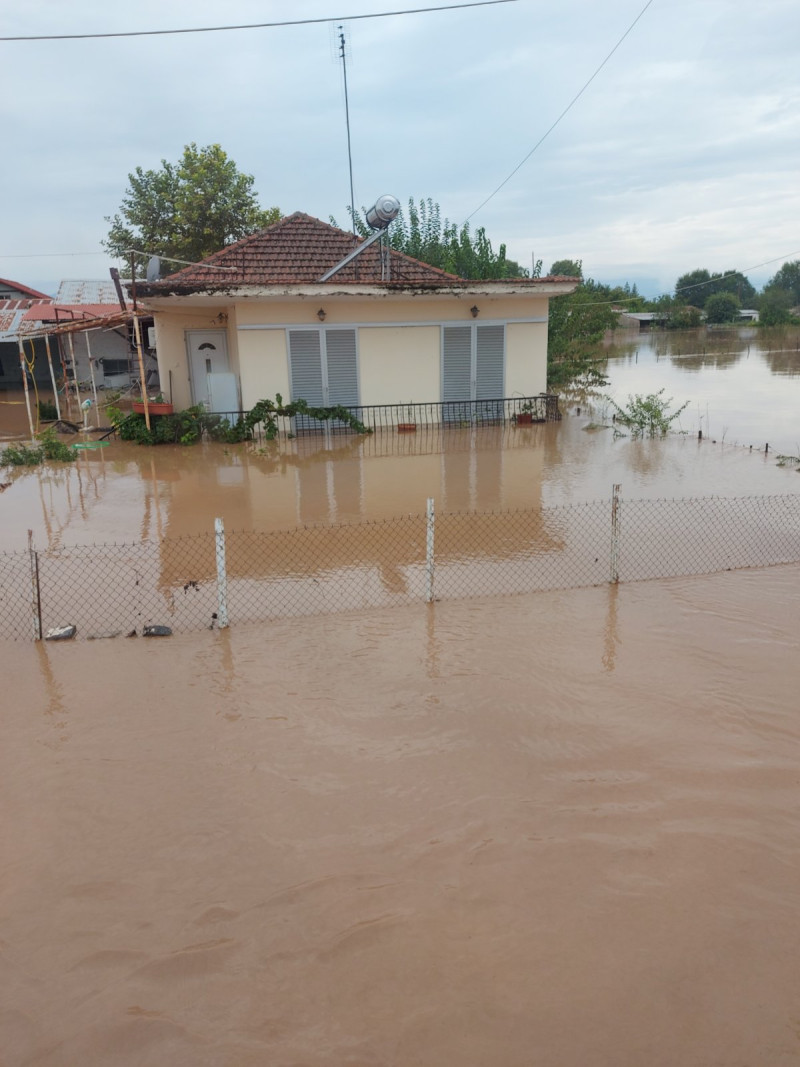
[4,491,800,640]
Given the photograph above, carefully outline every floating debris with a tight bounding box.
[45,624,77,641]
[143,624,172,638]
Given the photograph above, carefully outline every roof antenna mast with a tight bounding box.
[338,24,357,236]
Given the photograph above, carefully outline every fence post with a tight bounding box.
[426,497,436,603]
[215,517,229,628]
[28,529,42,641]
[610,484,621,584]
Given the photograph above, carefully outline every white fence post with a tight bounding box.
[215,517,229,628]
[610,483,621,584]
[426,497,436,603]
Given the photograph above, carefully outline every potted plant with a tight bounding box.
[133,393,174,416]
[397,402,417,433]
[514,400,536,425]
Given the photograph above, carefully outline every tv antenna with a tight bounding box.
[338,24,357,236]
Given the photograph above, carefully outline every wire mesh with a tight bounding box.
[3,493,800,641]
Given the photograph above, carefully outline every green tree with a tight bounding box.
[549,258,583,278]
[704,291,741,324]
[344,197,530,279]
[762,261,800,307]
[675,268,755,308]
[547,278,619,388]
[104,143,281,265]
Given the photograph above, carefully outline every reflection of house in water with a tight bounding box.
[155,424,552,537]
[151,427,574,611]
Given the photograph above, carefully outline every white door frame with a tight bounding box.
[185,329,230,407]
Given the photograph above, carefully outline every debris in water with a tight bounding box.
[45,624,77,641]
[143,624,172,637]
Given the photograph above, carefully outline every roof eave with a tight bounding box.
[137,279,579,308]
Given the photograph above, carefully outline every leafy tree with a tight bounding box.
[343,197,530,279]
[675,267,755,308]
[547,277,619,388]
[761,260,800,308]
[549,258,583,278]
[704,291,741,324]
[758,302,791,327]
[104,143,281,265]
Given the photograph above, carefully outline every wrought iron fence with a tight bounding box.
[4,490,800,641]
[167,395,560,439]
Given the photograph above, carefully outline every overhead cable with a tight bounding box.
[465,0,655,221]
[0,1,517,42]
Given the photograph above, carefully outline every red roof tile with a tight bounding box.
[143,213,464,291]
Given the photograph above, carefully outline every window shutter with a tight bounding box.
[288,330,324,405]
[475,324,504,417]
[442,325,472,403]
[324,329,359,408]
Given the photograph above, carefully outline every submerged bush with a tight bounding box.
[607,389,689,438]
[1,427,76,467]
[107,397,371,446]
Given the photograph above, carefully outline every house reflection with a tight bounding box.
[148,426,571,609]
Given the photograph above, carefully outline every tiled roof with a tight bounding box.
[146,213,465,291]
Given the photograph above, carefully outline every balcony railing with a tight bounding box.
[289,395,561,435]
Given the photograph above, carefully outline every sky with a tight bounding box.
[1,0,799,298]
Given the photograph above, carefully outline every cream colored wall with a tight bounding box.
[359,325,439,406]
[505,321,549,397]
[235,294,549,327]
[153,308,234,410]
[237,328,289,408]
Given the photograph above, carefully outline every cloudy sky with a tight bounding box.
[2,0,799,297]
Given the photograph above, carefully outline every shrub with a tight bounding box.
[607,389,689,438]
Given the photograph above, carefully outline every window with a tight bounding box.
[102,359,130,376]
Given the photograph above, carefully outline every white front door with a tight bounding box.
[186,330,229,408]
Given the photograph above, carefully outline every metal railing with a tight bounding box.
[107,395,560,438]
[4,490,800,641]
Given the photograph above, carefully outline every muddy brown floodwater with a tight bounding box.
[3,565,800,1066]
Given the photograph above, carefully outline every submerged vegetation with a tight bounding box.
[1,427,77,467]
[106,395,372,446]
[606,390,690,438]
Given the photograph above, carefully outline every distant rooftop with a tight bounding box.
[56,280,121,305]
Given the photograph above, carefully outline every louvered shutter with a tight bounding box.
[442,325,472,421]
[475,324,504,418]
[289,330,324,432]
[324,329,359,407]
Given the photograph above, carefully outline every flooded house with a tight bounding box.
[0,277,147,393]
[134,211,578,420]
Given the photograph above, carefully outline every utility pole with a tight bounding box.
[339,25,357,236]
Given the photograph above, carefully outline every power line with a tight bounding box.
[466,0,655,221]
[0,1,517,43]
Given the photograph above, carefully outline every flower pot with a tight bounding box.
[397,422,417,433]
[515,412,534,425]
[133,401,173,416]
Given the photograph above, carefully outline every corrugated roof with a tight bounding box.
[55,280,122,305]
[0,298,53,342]
[21,303,124,323]
[140,213,464,292]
